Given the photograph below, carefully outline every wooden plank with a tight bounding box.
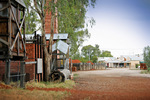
[8,4,11,56]
[0,4,9,12]
[17,4,19,56]
[25,61,37,64]
[10,7,25,51]
[23,8,26,57]
[0,38,9,45]
[0,34,9,36]
[0,23,7,33]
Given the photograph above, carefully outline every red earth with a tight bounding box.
[28,68,150,100]
[1,68,150,100]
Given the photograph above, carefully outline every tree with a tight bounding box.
[81,44,101,63]
[143,46,150,71]
[57,0,96,55]
[24,0,40,34]
[72,50,81,60]
[100,50,113,57]
[29,0,97,81]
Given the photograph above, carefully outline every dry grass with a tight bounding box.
[0,80,75,100]
[25,80,75,89]
[141,70,150,74]
[0,88,69,100]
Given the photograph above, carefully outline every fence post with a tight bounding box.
[5,59,10,85]
[20,61,25,88]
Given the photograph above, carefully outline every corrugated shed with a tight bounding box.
[52,40,69,54]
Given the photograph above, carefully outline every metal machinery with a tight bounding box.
[25,33,71,82]
[49,34,71,82]
[0,0,26,87]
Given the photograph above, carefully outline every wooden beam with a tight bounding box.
[17,4,19,56]
[25,61,37,64]
[0,38,9,45]
[10,6,26,51]
[23,8,26,57]
[8,4,12,56]
[0,4,9,12]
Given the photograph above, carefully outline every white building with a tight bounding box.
[98,55,143,69]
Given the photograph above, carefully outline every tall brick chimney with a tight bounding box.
[45,0,58,34]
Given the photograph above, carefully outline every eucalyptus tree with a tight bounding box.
[81,44,100,63]
[57,0,96,55]
[28,0,96,81]
[24,0,40,34]
[143,46,150,71]
[100,50,113,57]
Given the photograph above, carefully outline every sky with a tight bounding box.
[82,0,150,57]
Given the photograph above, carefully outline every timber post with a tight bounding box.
[20,61,25,88]
[5,59,10,85]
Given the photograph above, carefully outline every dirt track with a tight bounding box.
[66,68,150,100]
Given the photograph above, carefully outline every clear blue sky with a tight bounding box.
[83,0,150,57]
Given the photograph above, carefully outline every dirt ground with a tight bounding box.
[65,68,150,100]
[1,68,150,100]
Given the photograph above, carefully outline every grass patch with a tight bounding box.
[73,74,79,80]
[73,74,79,77]
[25,80,75,89]
[0,80,75,100]
[0,88,69,100]
[141,70,150,74]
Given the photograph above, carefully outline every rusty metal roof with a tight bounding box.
[15,0,26,8]
[52,40,69,54]
[45,34,68,40]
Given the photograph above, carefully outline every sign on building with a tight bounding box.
[37,58,43,73]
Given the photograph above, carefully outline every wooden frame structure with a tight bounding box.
[0,0,26,60]
[0,0,26,87]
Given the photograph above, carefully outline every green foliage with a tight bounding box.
[80,56,89,63]
[24,0,41,34]
[81,44,101,63]
[136,64,140,68]
[143,46,150,70]
[80,44,113,63]
[72,50,81,60]
[27,0,96,54]
[141,70,150,74]
[100,50,113,57]
[56,0,97,55]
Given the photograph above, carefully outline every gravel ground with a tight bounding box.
[73,68,150,78]
[65,68,150,100]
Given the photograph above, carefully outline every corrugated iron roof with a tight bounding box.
[71,59,81,63]
[45,34,68,40]
[121,55,143,61]
[15,0,26,8]
[23,33,68,41]
[24,34,34,40]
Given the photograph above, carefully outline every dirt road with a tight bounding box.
[66,68,150,100]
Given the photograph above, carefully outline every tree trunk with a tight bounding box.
[41,18,51,81]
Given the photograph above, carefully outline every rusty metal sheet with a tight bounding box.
[52,40,69,54]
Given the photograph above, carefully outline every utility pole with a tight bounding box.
[89,49,90,61]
